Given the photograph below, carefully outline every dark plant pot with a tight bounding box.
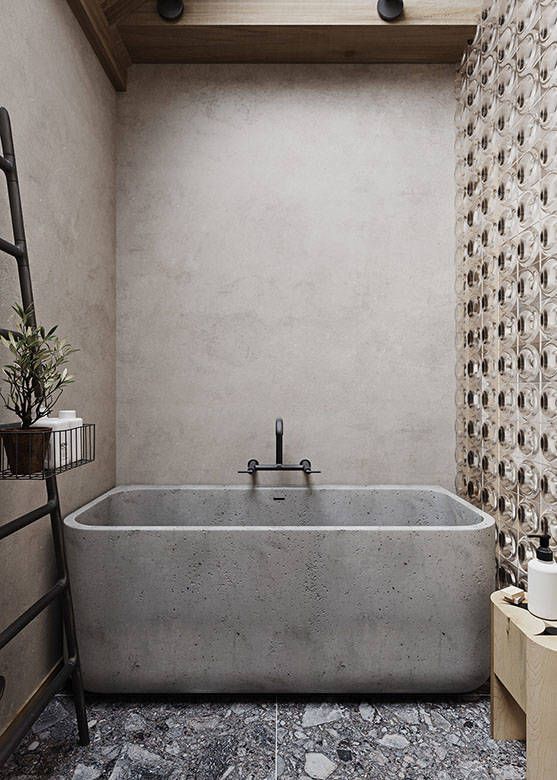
[1,426,52,476]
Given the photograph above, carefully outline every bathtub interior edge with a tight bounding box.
[64,485,495,531]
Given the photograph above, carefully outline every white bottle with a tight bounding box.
[31,411,63,469]
[57,410,83,467]
[528,531,557,621]
[32,409,83,468]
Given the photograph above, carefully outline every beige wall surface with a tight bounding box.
[0,1,116,736]
[117,64,456,488]
[0,44,457,738]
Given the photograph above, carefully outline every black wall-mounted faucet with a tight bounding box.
[239,418,320,476]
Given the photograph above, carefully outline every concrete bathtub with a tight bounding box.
[64,485,494,693]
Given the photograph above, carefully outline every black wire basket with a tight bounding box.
[0,423,95,480]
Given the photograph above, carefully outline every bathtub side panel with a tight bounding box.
[66,522,494,694]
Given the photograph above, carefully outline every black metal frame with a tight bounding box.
[0,107,89,767]
[0,423,96,479]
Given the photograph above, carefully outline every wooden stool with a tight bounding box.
[491,588,557,780]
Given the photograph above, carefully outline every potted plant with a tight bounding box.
[0,304,76,475]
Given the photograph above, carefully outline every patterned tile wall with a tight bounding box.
[455,0,557,586]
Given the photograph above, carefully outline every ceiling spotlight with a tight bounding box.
[377,0,404,22]
[157,0,184,22]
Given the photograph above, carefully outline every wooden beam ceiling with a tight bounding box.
[122,1,478,26]
[67,1,478,90]
[102,0,147,26]
[67,0,131,90]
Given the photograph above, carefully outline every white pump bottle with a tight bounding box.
[528,527,557,621]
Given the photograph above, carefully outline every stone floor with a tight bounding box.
[2,693,526,779]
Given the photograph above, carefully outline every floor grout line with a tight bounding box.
[274,697,278,780]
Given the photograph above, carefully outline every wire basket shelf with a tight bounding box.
[0,423,95,480]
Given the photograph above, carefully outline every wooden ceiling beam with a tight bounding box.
[102,0,148,26]
[118,1,477,64]
[119,26,477,65]
[66,0,131,91]
[121,1,477,27]
[66,1,477,79]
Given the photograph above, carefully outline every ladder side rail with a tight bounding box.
[46,475,89,744]
[0,107,89,765]
[0,661,75,766]
[0,108,35,321]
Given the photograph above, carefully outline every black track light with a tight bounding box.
[377,0,404,22]
[157,0,184,22]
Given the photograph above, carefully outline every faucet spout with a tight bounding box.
[275,417,283,465]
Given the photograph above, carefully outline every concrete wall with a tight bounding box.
[0,46,456,736]
[0,1,116,736]
[117,64,456,488]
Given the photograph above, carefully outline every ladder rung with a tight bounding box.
[0,235,23,258]
[0,154,13,173]
[0,499,57,540]
[0,579,67,650]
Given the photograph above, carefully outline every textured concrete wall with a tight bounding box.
[117,64,456,488]
[0,1,116,736]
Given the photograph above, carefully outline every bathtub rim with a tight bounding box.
[64,484,495,532]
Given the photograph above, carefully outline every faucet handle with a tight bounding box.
[238,458,259,475]
[300,459,321,475]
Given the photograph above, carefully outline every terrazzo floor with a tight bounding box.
[2,693,526,780]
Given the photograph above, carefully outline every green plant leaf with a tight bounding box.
[0,303,78,427]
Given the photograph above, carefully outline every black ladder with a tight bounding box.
[0,107,89,766]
